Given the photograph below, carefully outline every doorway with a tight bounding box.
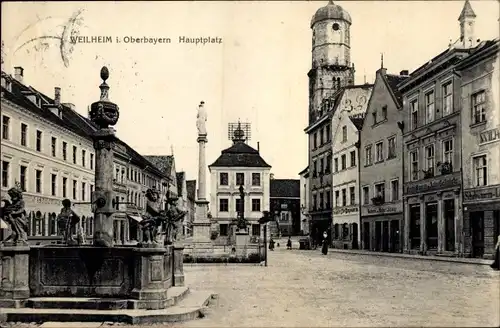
[375,221,382,251]
[409,204,421,249]
[425,202,438,250]
[363,221,370,250]
[390,220,400,253]
[470,211,485,258]
[444,199,455,252]
[352,223,359,249]
[382,221,389,252]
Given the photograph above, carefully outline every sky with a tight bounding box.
[1,1,499,187]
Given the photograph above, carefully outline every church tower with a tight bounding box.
[308,0,355,122]
[458,0,477,48]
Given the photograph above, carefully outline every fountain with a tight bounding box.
[0,67,216,324]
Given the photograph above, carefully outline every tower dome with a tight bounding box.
[311,0,352,27]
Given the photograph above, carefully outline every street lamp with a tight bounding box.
[259,210,273,267]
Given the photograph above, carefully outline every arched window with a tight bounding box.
[342,223,349,239]
[49,212,57,236]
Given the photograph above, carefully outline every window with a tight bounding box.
[326,124,331,141]
[90,184,94,198]
[335,190,339,207]
[387,136,396,159]
[236,173,244,186]
[51,174,57,196]
[341,189,347,206]
[36,130,42,152]
[382,105,387,120]
[472,91,486,124]
[372,111,377,125]
[320,127,324,144]
[473,155,487,186]
[21,123,27,146]
[320,158,324,174]
[341,154,346,170]
[313,160,317,176]
[62,142,67,161]
[51,137,57,157]
[72,180,77,200]
[342,126,347,142]
[73,146,77,164]
[1,116,11,140]
[82,150,86,167]
[442,82,452,116]
[252,173,261,186]
[325,190,331,208]
[280,212,290,222]
[19,165,27,191]
[219,224,228,236]
[235,198,243,213]
[62,177,67,198]
[2,161,9,188]
[375,183,385,202]
[391,179,399,201]
[81,182,86,201]
[90,153,94,170]
[365,146,373,166]
[313,132,318,148]
[35,169,42,193]
[410,150,419,181]
[319,192,324,209]
[313,194,317,209]
[251,199,261,212]
[350,151,356,167]
[443,139,454,166]
[376,142,384,162]
[334,158,339,172]
[349,186,355,205]
[363,186,369,205]
[425,91,435,123]
[326,154,332,173]
[410,99,418,130]
[425,145,435,176]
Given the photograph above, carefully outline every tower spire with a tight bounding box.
[458,0,477,48]
[380,53,384,69]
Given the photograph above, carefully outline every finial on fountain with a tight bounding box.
[99,67,110,101]
[89,66,119,129]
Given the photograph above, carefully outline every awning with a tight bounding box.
[127,215,143,223]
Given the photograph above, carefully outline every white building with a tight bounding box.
[208,128,271,243]
[330,85,373,249]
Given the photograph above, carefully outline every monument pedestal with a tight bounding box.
[235,230,250,258]
[0,245,30,308]
[173,243,185,287]
[192,200,211,243]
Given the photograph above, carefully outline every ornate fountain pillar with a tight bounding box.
[89,67,120,247]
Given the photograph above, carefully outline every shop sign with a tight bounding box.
[479,127,500,145]
[24,194,61,206]
[404,172,461,195]
[464,185,500,202]
[362,202,402,216]
[332,206,358,215]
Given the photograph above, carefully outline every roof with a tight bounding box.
[186,180,196,201]
[311,0,352,27]
[349,116,365,131]
[176,172,185,195]
[144,155,174,177]
[384,73,409,107]
[458,0,476,20]
[455,39,499,70]
[270,179,300,198]
[209,142,271,168]
[298,166,309,175]
[1,71,167,179]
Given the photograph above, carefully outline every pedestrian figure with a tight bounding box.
[490,234,500,271]
[269,237,275,251]
[287,236,292,250]
[321,231,328,255]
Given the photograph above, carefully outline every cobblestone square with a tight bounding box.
[178,248,500,327]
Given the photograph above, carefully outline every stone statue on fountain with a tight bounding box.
[140,187,164,247]
[57,198,82,245]
[0,182,29,245]
[163,196,186,245]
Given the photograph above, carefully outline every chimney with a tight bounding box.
[14,66,24,83]
[54,87,61,106]
[270,173,274,180]
[62,103,75,110]
[400,70,409,76]
[257,141,260,153]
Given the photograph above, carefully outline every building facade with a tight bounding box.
[305,1,356,244]
[456,39,500,259]
[330,85,373,249]
[208,130,271,244]
[359,67,409,253]
[269,179,300,236]
[1,67,170,245]
[299,166,310,235]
